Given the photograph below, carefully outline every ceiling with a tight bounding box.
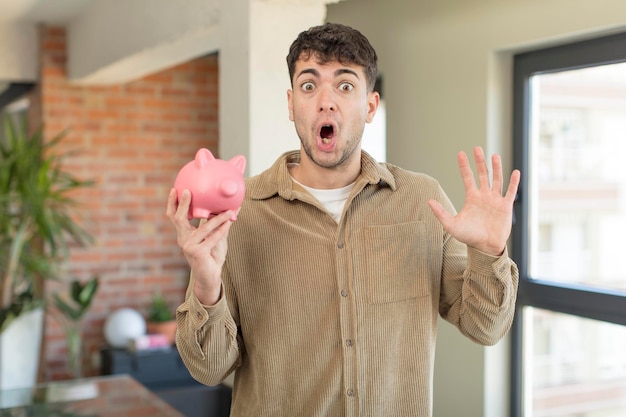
[0,0,95,106]
[0,0,95,24]
[0,0,223,104]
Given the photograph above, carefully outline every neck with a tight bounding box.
[289,150,361,190]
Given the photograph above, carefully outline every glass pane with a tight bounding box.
[524,307,626,417]
[528,62,626,292]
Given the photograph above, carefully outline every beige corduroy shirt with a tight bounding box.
[175,150,519,417]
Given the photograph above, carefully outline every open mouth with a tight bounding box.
[320,125,334,144]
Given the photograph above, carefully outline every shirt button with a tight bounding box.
[196,312,202,319]
[337,242,345,249]
[346,339,354,347]
[498,265,506,273]
[346,388,355,397]
[340,289,348,297]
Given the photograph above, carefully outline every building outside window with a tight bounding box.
[511,32,626,417]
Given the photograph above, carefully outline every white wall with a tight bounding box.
[326,1,626,416]
[0,23,38,81]
[218,0,329,176]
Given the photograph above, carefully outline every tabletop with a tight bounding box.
[0,374,184,417]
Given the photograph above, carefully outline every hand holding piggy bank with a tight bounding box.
[174,148,246,221]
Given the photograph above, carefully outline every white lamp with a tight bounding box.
[104,308,146,348]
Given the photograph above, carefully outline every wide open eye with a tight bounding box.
[339,82,354,92]
[301,82,315,92]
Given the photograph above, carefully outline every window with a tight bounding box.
[361,99,386,162]
[511,32,626,417]
[361,75,386,162]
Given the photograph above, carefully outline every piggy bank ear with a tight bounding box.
[195,148,216,168]
[229,155,246,174]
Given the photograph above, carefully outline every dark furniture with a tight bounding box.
[100,347,231,417]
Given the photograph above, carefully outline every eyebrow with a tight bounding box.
[296,67,360,80]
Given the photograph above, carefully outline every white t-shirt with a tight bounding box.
[291,177,355,223]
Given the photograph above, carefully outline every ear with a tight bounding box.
[195,148,215,168]
[287,89,294,122]
[229,155,247,174]
[365,91,380,124]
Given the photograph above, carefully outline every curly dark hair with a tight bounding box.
[286,22,378,92]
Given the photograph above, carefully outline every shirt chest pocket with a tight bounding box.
[363,221,431,304]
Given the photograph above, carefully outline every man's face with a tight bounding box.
[287,55,379,170]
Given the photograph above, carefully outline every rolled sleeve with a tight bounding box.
[175,284,241,385]
[445,247,519,345]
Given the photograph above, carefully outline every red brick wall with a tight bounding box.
[36,26,219,380]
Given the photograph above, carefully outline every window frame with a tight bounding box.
[510,31,626,417]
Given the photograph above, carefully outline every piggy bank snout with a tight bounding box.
[220,179,240,197]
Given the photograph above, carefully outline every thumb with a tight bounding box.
[428,199,454,232]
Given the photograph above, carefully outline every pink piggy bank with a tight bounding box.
[174,148,246,221]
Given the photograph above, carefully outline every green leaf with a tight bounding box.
[77,278,98,307]
[53,293,82,321]
[52,277,99,323]
[0,114,96,323]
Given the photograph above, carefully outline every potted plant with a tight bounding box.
[52,276,99,379]
[0,114,94,388]
[146,292,177,346]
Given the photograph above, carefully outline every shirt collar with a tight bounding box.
[247,150,397,201]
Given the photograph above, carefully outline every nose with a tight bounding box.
[317,86,336,112]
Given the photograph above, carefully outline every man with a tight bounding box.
[167,22,520,417]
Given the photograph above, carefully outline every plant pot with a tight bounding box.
[0,308,44,395]
[146,320,177,346]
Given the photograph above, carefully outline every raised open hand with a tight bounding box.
[428,147,520,256]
